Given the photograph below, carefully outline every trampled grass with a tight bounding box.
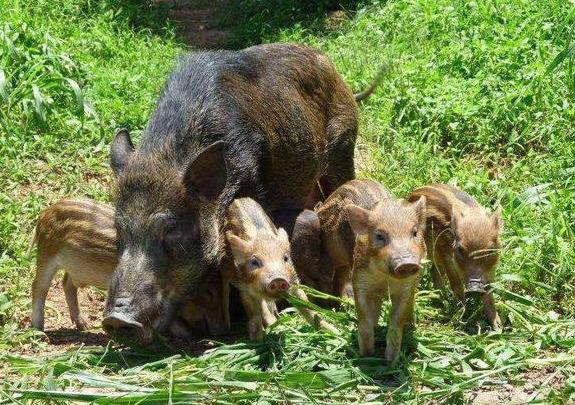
[1,0,575,403]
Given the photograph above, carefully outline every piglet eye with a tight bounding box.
[374,231,388,246]
[283,254,290,263]
[412,226,419,238]
[456,245,465,257]
[249,256,262,270]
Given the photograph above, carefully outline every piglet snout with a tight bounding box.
[267,277,290,294]
[465,278,486,295]
[392,260,422,279]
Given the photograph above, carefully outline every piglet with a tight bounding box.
[408,184,503,330]
[223,197,338,341]
[316,180,427,362]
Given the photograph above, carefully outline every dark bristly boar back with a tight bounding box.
[105,43,359,341]
[223,198,337,340]
[408,184,503,330]
[30,199,228,340]
[346,191,427,363]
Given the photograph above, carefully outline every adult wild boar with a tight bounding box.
[104,43,370,341]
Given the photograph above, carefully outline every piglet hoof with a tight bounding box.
[491,316,503,333]
[31,321,45,332]
[249,331,263,342]
[319,320,339,335]
[75,318,90,331]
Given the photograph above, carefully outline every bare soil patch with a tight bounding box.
[466,366,568,404]
[155,0,232,48]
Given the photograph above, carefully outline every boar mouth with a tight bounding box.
[103,298,173,345]
[102,314,154,345]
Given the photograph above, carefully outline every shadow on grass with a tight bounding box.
[92,0,373,50]
[45,329,109,347]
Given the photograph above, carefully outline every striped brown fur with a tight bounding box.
[408,184,503,329]
[31,199,117,331]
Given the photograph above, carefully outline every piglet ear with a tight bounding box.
[346,204,371,235]
[492,206,504,232]
[225,231,250,267]
[183,141,227,202]
[450,207,460,231]
[277,227,290,243]
[413,196,426,223]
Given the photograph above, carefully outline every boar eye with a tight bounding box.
[163,226,182,251]
[249,256,262,270]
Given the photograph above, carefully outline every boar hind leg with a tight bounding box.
[385,288,416,364]
[62,274,89,331]
[31,254,60,331]
[483,293,502,331]
[240,293,264,341]
[321,131,356,198]
[354,287,383,357]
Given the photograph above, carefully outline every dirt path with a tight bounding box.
[155,0,232,48]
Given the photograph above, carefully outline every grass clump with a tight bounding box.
[2,0,575,403]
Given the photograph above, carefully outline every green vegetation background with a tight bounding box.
[1,0,574,402]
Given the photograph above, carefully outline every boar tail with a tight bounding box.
[354,63,391,102]
[26,225,38,259]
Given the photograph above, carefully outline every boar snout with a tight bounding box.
[465,278,486,295]
[390,256,422,279]
[266,277,290,294]
[102,312,142,332]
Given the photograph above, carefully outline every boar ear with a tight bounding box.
[184,141,227,202]
[110,129,135,176]
[346,204,371,235]
[492,206,504,232]
[226,232,250,266]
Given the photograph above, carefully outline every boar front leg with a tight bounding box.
[221,279,231,331]
[483,292,502,331]
[385,286,416,363]
[354,286,383,357]
[240,293,264,341]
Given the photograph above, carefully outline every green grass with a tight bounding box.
[2,0,575,403]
